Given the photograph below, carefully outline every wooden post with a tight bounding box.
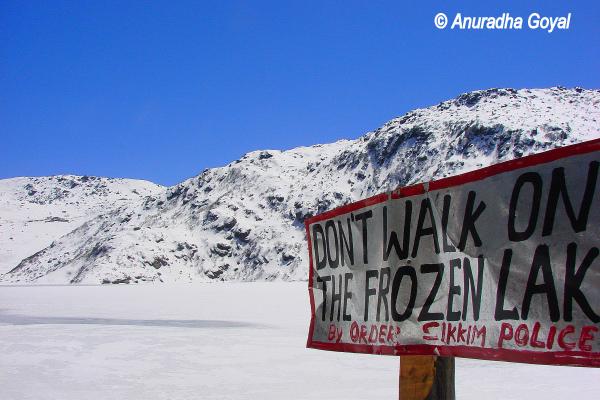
[399,356,455,400]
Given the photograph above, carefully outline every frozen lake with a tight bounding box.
[0,283,598,399]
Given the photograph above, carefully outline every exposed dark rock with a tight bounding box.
[150,256,168,269]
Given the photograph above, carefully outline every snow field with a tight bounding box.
[1,283,598,399]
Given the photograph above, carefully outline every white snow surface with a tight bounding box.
[0,176,163,275]
[1,87,600,284]
[0,283,598,400]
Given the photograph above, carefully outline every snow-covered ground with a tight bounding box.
[0,283,597,399]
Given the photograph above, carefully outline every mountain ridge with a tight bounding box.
[2,86,599,284]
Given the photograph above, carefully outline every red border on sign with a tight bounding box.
[305,137,600,367]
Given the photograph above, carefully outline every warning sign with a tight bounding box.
[306,139,600,367]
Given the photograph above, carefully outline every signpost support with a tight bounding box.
[399,356,455,400]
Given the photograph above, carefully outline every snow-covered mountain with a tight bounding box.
[0,176,163,275]
[2,87,599,284]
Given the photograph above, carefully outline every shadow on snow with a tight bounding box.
[0,313,264,329]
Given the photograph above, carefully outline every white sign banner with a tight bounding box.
[306,139,600,367]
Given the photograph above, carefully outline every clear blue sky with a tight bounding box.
[1,1,599,185]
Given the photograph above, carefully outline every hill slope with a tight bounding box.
[2,87,599,284]
[0,176,163,274]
